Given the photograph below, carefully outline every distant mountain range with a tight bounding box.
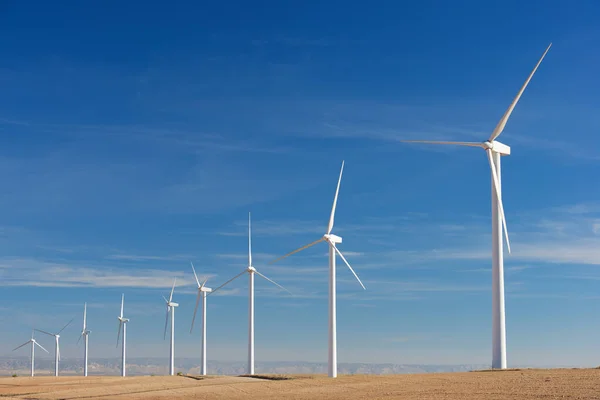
[0,357,495,376]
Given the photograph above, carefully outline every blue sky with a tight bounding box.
[1,0,600,368]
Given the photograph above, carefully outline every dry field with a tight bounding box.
[0,369,599,399]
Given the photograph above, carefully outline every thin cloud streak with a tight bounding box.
[106,254,194,262]
[0,257,211,288]
[414,239,600,266]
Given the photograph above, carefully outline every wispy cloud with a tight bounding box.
[386,337,411,343]
[218,219,323,237]
[549,202,600,216]
[0,257,209,288]
[417,238,600,266]
[506,134,600,162]
[0,118,288,155]
[322,251,364,257]
[215,253,278,261]
[106,254,193,262]
[386,202,600,266]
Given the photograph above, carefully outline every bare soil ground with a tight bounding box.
[0,368,599,399]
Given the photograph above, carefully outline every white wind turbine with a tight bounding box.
[208,212,291,375]
[116,294,129,377]
[269,160,365,378]
[35,318,74,377]
[163,279,178,376]
[190,262,211,376]
[402,44,552,369]
[13,330,49,377]
[77,303,91,376]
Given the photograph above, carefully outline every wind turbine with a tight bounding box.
[190,262,211,376]
[13,330,49,377]
[401,44,552,370]
[77,303,91,376]
[208,212,291,375]
[116,294,129,377]
[163,279,178,376]
[269,160,366,378]
[35,318,74,377]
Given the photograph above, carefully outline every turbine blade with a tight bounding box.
[248,212,252,266]
[162,295,168,304]
[489,43,552,141]
[191,262,201,287]
[254,270,292,295]
[486,150,512,254]
[12,340,31,352]
[327,161,345,234]
[83,303,87,331]
[163,305,170,340]
[34,329,54,337]
[77,333,83,345]
[169,279,176,303]
[207,269,247,296]
[120,294,124,319]
[35,341,49,354]
[190,290,202,333]
[401,140,484,147]
[57,318,74,335]
[116,321,122,347]
[329,241,366,290]
[200,277,208,289]
[269,238,325,265]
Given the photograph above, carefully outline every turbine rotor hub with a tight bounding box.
[324,233,342,244]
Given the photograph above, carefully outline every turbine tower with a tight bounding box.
[402,44,552,369]
[269,161,366,378]
[163,279,179,376]
[190,262,211,376]
[35,318,74,377]
[117,294,129,377]
[209,212,291,375]
[77,303,91,376]
[13,330,49,377]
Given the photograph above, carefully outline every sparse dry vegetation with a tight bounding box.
[1,368,599,399]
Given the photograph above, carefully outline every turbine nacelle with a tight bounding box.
[324,234,342,244]
[483,141,511,156]
[247,266,256,273]
[167,302,179,308]
[190,263,214,333]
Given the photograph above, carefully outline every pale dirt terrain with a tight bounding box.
[0,369,599,399]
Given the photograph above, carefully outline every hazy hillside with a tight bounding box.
[0,357,491,376]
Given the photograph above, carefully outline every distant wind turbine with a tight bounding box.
[77,303,91,376]
[116,294,129,377]
[401,43,552,369]
[190,262,211,376]
[269,160,366,378]
[209,212,291,375]
[163,279,179,376]
[13,330,49,377]
[35,318,74,377]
